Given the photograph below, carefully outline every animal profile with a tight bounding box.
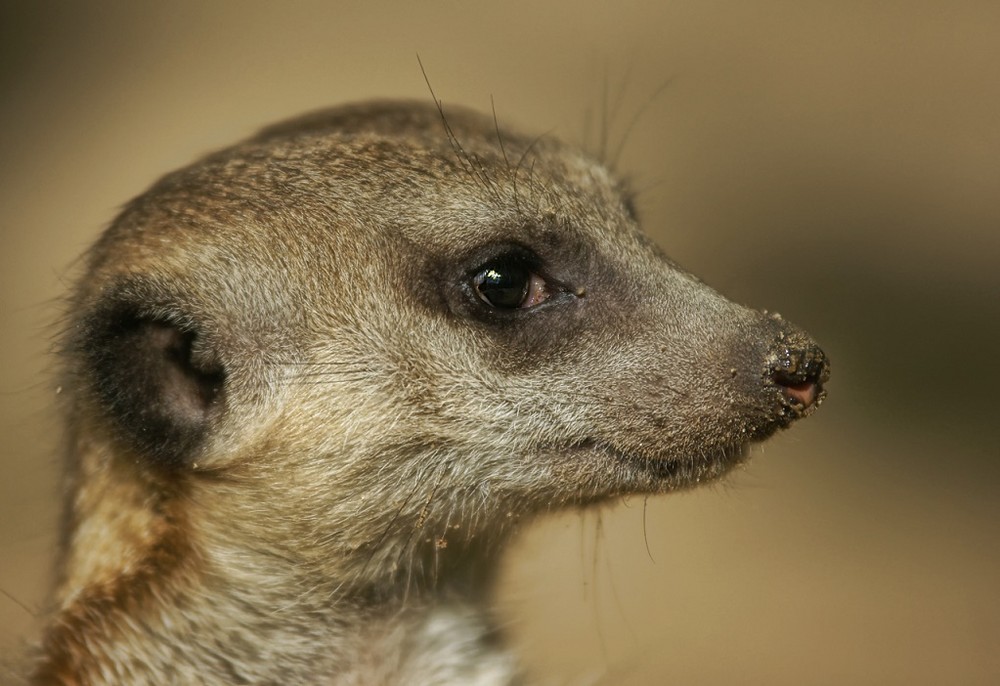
[30,99,828,684]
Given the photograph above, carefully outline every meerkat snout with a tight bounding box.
[31,99,828,685]
[771,342,828,410]
[759,314,829,415]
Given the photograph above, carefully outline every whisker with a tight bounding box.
[609,76,675,171]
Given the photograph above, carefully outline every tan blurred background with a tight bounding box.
[2,2,998,683]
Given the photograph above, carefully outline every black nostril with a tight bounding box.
[770,343,829,411]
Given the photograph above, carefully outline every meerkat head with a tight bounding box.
[64,101,827,596]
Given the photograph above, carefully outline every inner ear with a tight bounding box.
[81,305,226,468]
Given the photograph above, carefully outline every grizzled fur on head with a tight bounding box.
[33,100,827,684]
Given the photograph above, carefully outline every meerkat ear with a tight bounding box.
[78,299,226,468]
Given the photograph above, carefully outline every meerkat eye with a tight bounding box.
[472,259,552,309]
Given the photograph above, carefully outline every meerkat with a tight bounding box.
[28,99,828,684]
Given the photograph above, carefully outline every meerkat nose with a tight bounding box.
[779,379,819,407]
[771,343,829,411]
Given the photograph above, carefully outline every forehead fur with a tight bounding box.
[81,101,645,316]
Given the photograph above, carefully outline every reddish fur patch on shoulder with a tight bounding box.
[32,495,193,684]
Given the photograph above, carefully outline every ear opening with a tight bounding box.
[79,302,226,469]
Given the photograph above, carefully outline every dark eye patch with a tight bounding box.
[464,243,575,317]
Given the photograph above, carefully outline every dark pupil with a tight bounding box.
[476,263,530,308]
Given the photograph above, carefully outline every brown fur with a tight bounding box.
[30,100,827,684]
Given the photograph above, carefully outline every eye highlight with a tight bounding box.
[472,258,552,310]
